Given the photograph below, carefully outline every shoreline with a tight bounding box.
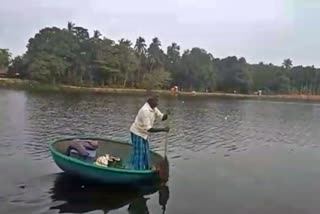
[1,78,320,102]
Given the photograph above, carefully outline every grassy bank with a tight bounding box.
[1,77,320,102]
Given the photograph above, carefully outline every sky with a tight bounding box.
[0,0,319,67]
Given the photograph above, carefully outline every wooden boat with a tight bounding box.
[48,136,165,185]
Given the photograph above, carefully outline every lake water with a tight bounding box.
[1,89,320,214]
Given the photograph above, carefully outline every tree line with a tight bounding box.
[1,22,320,94]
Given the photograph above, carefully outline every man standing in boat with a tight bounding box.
[129,95,169,170]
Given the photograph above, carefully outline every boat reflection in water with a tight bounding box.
[49,158,170,213]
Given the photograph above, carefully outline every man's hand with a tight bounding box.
[162,114,168,121]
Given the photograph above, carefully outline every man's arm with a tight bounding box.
[155,107,168,121]
[148,127,169,133]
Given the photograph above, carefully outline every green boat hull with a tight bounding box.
[49,136,164,185]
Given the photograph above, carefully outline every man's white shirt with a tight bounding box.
[130,102,164,140]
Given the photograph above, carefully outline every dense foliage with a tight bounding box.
[0,49,11,68]
[3,22,320,94]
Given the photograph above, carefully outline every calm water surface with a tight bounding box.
[1,89,320,213]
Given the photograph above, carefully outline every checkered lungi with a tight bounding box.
[130,132,150,170]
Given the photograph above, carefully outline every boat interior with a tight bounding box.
[52,138,164,169]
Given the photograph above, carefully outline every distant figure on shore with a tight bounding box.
[170,86,178,92]
[129,95,169,170]
[254,90,262,95]
[170,86,179,96]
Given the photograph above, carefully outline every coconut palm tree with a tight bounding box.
[282,59,293,70]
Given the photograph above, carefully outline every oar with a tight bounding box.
[164,127,169,158]
[163,109,171,158]
[159,111,170,182]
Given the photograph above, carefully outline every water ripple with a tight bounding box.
[2,91,320,162]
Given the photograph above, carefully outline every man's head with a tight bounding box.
[147,95,159,109]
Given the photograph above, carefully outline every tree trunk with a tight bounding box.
[123,73,128,88]
[137,68,140,86]
[52,77,56,85]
